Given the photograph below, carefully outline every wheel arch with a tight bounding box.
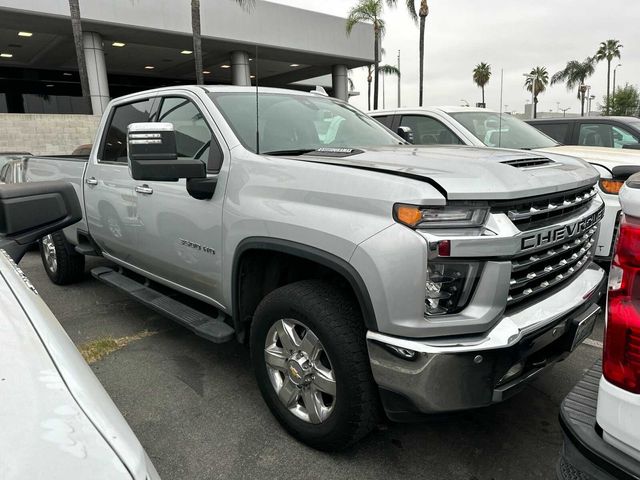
[232,237,378,341]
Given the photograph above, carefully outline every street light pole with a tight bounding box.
[397,50,401,108]
[523,73,535,119]
[560,107,571,117]
[613,63,622,97]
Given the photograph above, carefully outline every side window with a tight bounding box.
[535,123,569,143]
[612,125,640,148]
[577,123,638,148]
[100,99,152,163]
[158,97,222,171]
[373,115,394,128]
[399,115,463,145]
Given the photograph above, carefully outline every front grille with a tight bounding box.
[507,225,599,307]
[492,184,598,230]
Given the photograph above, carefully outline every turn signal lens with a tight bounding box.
[395,205,423,227]
[599,178,624,195]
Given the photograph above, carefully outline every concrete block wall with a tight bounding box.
[0,114,101,155]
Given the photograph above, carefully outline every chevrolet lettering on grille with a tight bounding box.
[520,207,605,252]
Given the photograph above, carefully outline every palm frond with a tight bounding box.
[379,64,400,76]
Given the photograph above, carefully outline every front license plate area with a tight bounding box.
[569,308,599,351]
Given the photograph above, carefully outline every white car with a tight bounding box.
[370,107,640,263]
[0,182,160,479]
[557,174,640,479]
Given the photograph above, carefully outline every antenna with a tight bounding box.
[255,44,260,154]
[498,68,504,148]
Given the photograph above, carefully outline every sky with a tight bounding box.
[269,0,639,114]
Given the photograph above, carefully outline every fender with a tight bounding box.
[232,237,378,334]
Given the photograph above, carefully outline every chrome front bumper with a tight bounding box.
[367,264,605,419]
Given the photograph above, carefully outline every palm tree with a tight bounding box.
[472,62,491,107]
[524,66,549,119]
[68,0,90,109]
[551,58,596,116]
[387,1,428,106]
[595,39,623,115]
[191,0,253,85]
[347,0,386,110]
[379,64,400,108]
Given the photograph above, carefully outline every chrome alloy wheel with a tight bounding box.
[264,319,337,424]
[41,234,57,273]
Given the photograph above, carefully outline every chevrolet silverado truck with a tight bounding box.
[23,86,606,450]
[371,106,640,264]
[558,174,640,480]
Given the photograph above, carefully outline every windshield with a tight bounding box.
[450,111,559,149]
[209,91,401,154]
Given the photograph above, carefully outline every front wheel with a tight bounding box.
[250,280,378,451]
[40,231,85,285]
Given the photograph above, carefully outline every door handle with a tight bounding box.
[85,177,98,186]
[135,185,153,195]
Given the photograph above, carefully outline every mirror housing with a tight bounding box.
[127,122,206,181]
[397,126,415,144]
[623,144,640,151]
[0,181,82,262]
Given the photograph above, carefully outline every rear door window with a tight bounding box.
[399,115,463,145]
[534,123,569,143]
[99,99,153,163]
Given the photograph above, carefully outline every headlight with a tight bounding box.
[394,204,489,229]
[599,178,624,195]
[425,261,481,315]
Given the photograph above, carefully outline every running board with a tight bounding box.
[91,266,234,343]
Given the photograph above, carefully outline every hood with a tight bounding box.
[0,263,131,480]
[287,145,598,201]
[537,145,640,174]
[0,253,157,479]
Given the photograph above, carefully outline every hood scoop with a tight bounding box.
[501,157,555,169]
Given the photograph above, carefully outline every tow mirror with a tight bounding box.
[127,122,206,181]
[0,181,82,262]
[397,126,414,144]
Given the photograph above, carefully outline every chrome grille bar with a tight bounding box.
[507,224,599,307]
[507,186,598,222]
[511,226,599,273]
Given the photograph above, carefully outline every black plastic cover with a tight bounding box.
[0,181,81,244]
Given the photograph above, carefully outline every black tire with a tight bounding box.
[39,231,85,285]
[250,279,378,451]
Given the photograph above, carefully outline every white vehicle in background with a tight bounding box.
[557,174,640,480]
[370,107,640,264]
[0,182,159,480]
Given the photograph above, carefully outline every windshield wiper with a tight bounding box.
[262,149,317,156]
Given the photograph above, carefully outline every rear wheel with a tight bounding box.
[40,231,85,285]
[250,279,378,451]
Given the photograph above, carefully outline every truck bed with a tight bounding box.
[21,155,89,241]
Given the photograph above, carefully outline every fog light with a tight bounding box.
[425,261,481,316]
[384,344,419,361]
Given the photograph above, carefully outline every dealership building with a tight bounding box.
[0,0,373,115]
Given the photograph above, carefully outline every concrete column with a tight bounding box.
[83,31,110,115]
[231,51,251,86]
[332,65,348,102]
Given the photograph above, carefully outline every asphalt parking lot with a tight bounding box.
[21,251,606,480]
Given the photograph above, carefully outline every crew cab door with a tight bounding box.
[132,92,227,305]
[84,97,155,263]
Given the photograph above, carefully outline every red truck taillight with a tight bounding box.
[605,215,640,394]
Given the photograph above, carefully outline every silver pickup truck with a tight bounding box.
[22,86,605,450]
